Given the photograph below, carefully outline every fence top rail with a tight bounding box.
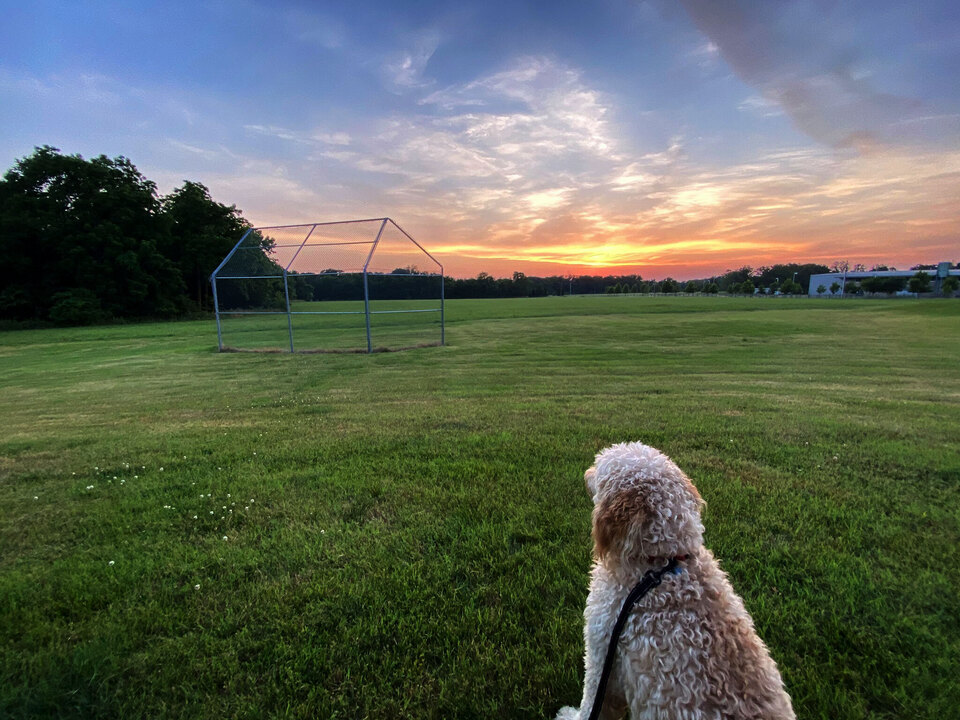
[253,218,388,231]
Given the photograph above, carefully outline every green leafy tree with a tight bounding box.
[161,181,250,310]
[0,146,184,322]
[942,276,959,296]
[704,282,719,294]
[908,271,932,293]
[830,281,841,295]
[817,284,826,296]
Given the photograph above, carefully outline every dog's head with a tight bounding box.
[586,442,705,568]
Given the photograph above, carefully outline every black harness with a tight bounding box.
[586,557,685,720]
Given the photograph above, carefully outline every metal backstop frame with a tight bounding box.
[210,218,444,353]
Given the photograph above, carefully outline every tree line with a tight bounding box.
[0,146,249,325]
[1,147,955,326]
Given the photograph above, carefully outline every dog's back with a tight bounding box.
[558,442,795,720]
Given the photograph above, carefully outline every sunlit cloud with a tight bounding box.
[2,1,958,281]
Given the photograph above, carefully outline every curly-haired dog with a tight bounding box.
[557,442,794,720]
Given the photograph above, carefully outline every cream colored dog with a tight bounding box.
[557,442,795,720]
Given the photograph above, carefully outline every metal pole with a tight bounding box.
[362,220,389,354]
[212,277,223,351]
[283,271,294,353]
[363,270,372,353]
[440,267,445,346]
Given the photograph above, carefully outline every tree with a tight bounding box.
[908,271,931,294]
[161,180,250,310]
[780,279,802,295]
[942,276,959,296]
[817,284,826,296]
[829,281,841,295]
[704,282,719,294]
[0,146,184,322]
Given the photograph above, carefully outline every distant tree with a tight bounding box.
[908,271,932,293]
[685,279,702,293]
[942,276,959,296]
[817,284,827,296]
[862,276,906,295]
[830,281,841,295]
[661,278,678,293]
[830,260,851,273]
[704,282,719,294]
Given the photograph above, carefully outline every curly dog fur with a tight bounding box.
[556,442,795,720]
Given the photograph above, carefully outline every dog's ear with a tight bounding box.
[592,484,645,565]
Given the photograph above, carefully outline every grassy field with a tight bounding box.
[1,296,958,719]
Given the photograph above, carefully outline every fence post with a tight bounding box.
[283,271,294,353]
[363,270,372,353]
[212,278,223,351]
[440,268,445,346]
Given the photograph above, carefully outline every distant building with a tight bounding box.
[808,265,960,297]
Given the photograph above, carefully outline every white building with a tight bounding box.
[808,264,959,297]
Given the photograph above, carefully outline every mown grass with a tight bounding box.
[1,296,958,719]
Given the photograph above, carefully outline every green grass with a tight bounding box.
[1,296,958,719]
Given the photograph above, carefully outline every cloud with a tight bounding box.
[382,29,441,91]
[679,0,960,149]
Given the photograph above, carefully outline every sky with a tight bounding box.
[1,0,958,279]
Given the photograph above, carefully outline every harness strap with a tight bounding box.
[585,558,680,720]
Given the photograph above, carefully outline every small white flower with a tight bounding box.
[227,493,231,498]
[159,467,164,471]
[194,584,200,590]
[833,456,839,461]
[112,476,117,480]
[222,536,228,541]
[34,496,39,500]
[133,475,138,479]
[86,485,94,490]
[209,511,214,515]
[108,560,115,566]
[253,452,257,455]
[250,499,254,503]
[193,515,198,520]
[183,456,187,459]
[94,466,99,470]
[222,506,226,510]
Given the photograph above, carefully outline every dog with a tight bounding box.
[556,442,795,720]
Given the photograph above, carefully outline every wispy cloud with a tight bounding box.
[680,0,960,150]
[382,29,441,91]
